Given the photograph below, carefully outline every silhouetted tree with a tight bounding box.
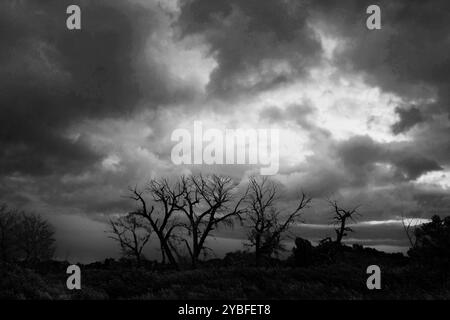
[175,175,248,268]
[246,176,311,264]
[0,204,19,262]
[16,212,56,262]
[108,214,151,264]
[128,179,184,269]
[328,200,360,245]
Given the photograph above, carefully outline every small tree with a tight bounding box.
[328,200,360,245]
[246,176,311,264]
[108,214,151,264]
[1,204,56,263]
[16,212,56,262]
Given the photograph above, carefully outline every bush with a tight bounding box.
[408,215,450,271]
[0,263,58,299]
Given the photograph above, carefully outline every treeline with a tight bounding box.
[108,175,367,269]
[108,174,450,271]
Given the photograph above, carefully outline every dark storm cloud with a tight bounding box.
[391,106,424,135]
[336,135,442,181]
[413,187,450,217]
[312,1,450,90]
[0,0,186,176]
[176,0,322,99]
[278,133,442,210]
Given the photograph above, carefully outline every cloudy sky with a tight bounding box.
[1,0,450,262]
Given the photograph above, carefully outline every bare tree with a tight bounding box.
[328,200,360,245]
[246,176,311,264]
[108,214,151,264]
[174,175,248,268]
[401,212,418,248]
[128,179,185,269]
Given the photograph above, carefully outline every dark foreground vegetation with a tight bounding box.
[1,239,450,300]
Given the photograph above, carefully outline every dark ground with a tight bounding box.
[1,246,449,300]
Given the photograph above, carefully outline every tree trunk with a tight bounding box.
[255,234,261,266]
[162,240,178,269]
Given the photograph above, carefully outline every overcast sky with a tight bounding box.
[1,0,450,262]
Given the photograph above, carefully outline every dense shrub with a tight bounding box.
[408,215,450,272]
[0,263,57,299]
